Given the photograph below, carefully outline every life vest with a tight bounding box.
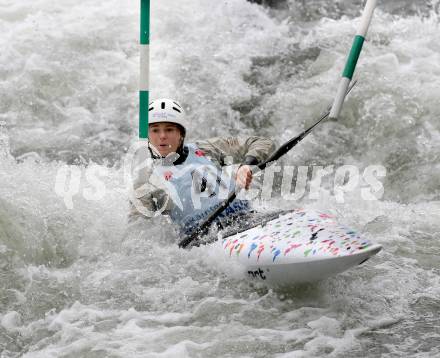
[152,144,250,233]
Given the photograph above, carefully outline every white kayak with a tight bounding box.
[220,209,382,285]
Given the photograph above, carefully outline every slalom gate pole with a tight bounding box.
[139,0,150,139]
[329,0,377,119]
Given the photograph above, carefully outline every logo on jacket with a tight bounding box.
[164,171,173,181]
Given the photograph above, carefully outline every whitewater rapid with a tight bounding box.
[1,0,439,357]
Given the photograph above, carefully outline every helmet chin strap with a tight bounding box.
[147,137,185,160]
[177,136,185,152]
[147,141,162,158]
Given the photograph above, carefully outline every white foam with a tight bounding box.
[1,311,22,332]
[1,1,439,357]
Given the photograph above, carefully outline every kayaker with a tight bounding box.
[128,98,275,234]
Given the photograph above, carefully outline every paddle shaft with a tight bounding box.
[178,81,357,249]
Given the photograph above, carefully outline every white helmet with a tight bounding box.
[149,98,187,136]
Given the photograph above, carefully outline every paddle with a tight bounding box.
[178,80,358,249]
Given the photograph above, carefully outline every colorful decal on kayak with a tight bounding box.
[222,209,372,263]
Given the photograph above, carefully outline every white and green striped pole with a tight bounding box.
[329,0,377,119]
[139,0,150,139]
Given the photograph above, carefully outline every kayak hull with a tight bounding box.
[221,209,382,285]
[244,244,382,284]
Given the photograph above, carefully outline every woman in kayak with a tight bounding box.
[128,98,275,234]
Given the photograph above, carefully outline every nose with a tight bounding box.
[158,130,167,140]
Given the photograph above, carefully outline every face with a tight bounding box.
[148,122,183,157]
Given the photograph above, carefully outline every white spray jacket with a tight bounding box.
[128,136,275,229]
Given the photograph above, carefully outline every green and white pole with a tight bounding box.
[329,0,377,119]
[139,0,150,139]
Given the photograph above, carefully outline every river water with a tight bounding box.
[1,0,439,357]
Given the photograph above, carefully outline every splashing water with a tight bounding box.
[1,0,439,357]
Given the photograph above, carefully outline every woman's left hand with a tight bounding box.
[236,165,253,190]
